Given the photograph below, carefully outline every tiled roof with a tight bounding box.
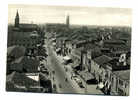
[8,31,34,39]
[7,46,26,58]
[104,39,126,44]
[57,37,68,41]
[6,72,40,87]
[22,57,40,73]
[11,56,24,64]
[10,56,40,73]
[10,63,23,72]
[39,72,50,81]
[19,24,37,29]
[7,46,16,56]
[94,55,112,65]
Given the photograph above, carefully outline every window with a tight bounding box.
[119,79,123,86]
[88,59,91,64]
[105,72,108,78]
[125,83,127,88]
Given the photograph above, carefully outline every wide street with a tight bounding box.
[44,36,85,94]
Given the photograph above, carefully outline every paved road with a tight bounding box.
[45,39,84,94]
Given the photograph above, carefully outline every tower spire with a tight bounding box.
[66,14,70,28]
[15,10,19,27]
[16,10,19,18]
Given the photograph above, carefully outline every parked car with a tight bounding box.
[73,77,84,88]
[39,56,44,61]
[71,73,77,79]
[52,84,57,93]
[73,77,82,84]
[96,82,104,90]
[78,82,84,88]
[39,63,45,68]
[63,56,73,65]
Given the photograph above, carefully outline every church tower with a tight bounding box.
[15,10,19,27]
[66,14,70,28]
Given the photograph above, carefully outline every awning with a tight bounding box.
[63,56,71,61]
[72,63,80,68]
[26,74,39,82]
[30,33,39,37]
[97,82,104,89]
[56,48,61,52]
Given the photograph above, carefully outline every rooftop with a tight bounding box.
[19,24,37,29]
[8,31,37,40]
[113,70,130,81]
[7,46,26,58]
[6,72,40,91]
[104,39,126,45]
[7,46,16,56]
[9,56,40,73]
[93,55,112,65]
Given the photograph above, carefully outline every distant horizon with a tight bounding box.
[8,22,131,28]
[8,4,132,27]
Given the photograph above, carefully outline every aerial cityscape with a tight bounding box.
[6,5,131,96]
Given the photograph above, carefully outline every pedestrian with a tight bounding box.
[53,77,54,80]
[65,77,68,82]
[65,68,68,72]
[52,70,55,74]
[59,84,62,88]
[71,76,72,80]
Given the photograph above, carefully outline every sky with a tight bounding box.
[8,4,132,26]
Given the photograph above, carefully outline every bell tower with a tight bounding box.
[66,14,70,28]
[15,10,19,27]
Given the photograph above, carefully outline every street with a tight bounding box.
[45,38,85,94]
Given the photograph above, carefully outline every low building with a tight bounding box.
[7,46,26,59]
[83,45,102,72]
[7,46,26,74]
[111,70,130,96]
[8,31,39,46]
[90,55,112,83]
[8,31,40,57]
[6,71,42,92]
[8,56,40,74]
[98,58,130,95]
[70,47,84,70]
[103,39,127,52]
